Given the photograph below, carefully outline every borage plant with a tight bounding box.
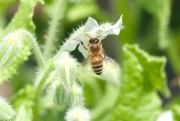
[0,0,173,121]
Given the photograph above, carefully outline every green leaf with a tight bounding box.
[0,96,16,120]
[139,0,171,49]
[11,85,35,121]
[2,0,43,36]
[126,45,170,96]
[110,44,170,121]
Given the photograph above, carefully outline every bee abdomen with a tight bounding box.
[91,61,103,75]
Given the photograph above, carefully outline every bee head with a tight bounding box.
[89,38,99,43]
[86,34,101,44]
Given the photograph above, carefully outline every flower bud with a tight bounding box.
[55,52,77,87]
[52,52,85,107]
[53,80,70,106]
[70,83,84,106]
[0,31,23,68]
[0,29,31,82]
[52,80,84,107]
[65,106,90,121]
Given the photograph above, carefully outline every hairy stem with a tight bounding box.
[34,45,67,100]
[25,30,45,68]
[34,60,54,99]
[43,0,67,59]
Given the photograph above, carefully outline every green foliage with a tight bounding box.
[11,85,34,121]
[0,0,180,121]
[140,0,171,49]
[2,0,43,37]
[110,44,169,121]
[65,2,98,22]
[0,96,15,120]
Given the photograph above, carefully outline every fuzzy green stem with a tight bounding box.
[25,31,45,68]
[43,0,67,59]
[34,47,66,99]
[34,60,54,99]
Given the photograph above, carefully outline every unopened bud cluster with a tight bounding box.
[52,52,84,107]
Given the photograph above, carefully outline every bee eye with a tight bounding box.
[95,39,99,43]
[89,39,93,43]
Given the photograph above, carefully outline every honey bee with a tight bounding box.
[79,35,115,75]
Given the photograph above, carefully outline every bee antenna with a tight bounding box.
[85,34,92,38]
[85,34,102,39]
[95,35,101,39]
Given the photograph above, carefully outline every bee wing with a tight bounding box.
[101,50,116,67]
[79,55,93,74]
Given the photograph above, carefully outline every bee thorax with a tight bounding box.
[90,44,100,54]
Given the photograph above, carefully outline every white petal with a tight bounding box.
[62,33,89,52]
[78,39,89,58]
[83,17,100,33]
[85,30,104,38]
[102,15,123,36]
[76,34,89,42]
[83,17,105,38]
[156,110,173,121]
[62,40,79,51]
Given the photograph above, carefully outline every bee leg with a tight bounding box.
[78,40,88,50]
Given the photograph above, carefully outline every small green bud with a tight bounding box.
[70,83,84,106]
[52,52,84,107]
[0,31,24,68]
[0,29,31,82]
[53,80,69,106]
[53,81,84,107]
[55,52,77,87]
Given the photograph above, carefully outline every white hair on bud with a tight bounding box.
[65,106,90,121]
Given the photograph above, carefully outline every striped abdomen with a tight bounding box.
[91,55,103,75]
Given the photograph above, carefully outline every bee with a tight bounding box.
[79,35,115,75]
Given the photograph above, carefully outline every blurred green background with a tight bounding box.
[0,0,180,120]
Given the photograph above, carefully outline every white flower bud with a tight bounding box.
[65,106,90,121]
